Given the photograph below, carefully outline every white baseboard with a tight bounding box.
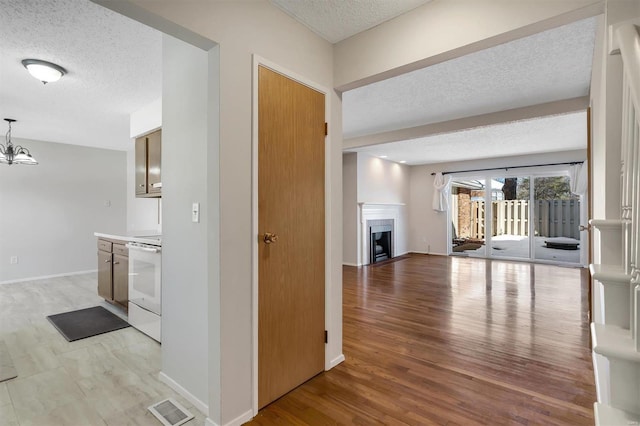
[0,269,97,285]
[342,262,360,267]
[410,251,447,256]
[329,353,345,369]
[205,409,254,426]
[158,371,209,417]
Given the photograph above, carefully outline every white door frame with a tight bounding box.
[251,55,333,416]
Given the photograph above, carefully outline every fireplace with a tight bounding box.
[368,219,394,264]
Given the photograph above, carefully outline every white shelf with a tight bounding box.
[594,402,640,425]
[592,323,640,363]
[590,264,632,285]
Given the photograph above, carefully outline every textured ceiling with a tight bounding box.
[0,0,161,151]
[271,0,431,43]
[346,112,587,166]
[343,17,597,140]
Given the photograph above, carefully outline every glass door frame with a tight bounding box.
[447,166,587,266]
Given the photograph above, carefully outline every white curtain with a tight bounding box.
[569,163,587,196]
[432,172,451,211]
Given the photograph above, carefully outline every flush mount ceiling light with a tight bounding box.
[0,119,37,165]
[21,59,67,84]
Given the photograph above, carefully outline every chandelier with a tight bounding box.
[0,119,38,165]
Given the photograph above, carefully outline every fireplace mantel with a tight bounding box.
[358,203,404,265]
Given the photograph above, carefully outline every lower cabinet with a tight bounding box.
[97,249,113,300]
[112,253,129,308]
[97,238,128,310]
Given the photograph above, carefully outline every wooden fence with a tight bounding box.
[465,199,579,239]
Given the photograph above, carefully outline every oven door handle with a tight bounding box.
[126,244,161,253]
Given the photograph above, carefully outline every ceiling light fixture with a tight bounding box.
[379,155,388,158]
[399,160,407,164]
[0,119,38,165]
[22,59,67,84]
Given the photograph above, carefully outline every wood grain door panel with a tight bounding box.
[258,65,325,408]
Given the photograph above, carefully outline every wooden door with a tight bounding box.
[258,65,325,408]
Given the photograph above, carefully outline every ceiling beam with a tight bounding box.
[343,96,589,150]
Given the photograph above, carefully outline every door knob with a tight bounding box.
[263,232,279,244]
[579,225,590,231]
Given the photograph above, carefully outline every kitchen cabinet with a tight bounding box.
[97,238,128,310]
[97,249,112,300]
[135,129,162,198]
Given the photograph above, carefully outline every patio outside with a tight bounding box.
[451,176,581,264]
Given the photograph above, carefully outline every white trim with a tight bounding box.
[0,269,97,285]
[158,372,209,416]
[411,251,447,256]
[342,262,360,267]
[205,409,254,426]
[251,54,333,416]
[329,354,346,369]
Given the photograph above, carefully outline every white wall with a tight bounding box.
[94,1,340,423]
[355,153,410,263]
[409,150,587,255]
[130,97,162,138]
[0,138,126,283]
[357,153,409,204]
[160,34,216,412]
[342,153,358,266]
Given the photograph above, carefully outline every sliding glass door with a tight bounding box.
[449,172,583,265]
[532,176,581,264]
[491,176,530,260]
[450,178,487,258]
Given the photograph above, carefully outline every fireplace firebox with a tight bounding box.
[367,220,393,264]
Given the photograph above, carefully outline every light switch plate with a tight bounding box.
[192,202,200,223]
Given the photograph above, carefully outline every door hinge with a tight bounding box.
[324,330,328,343]
[324,122,328,136]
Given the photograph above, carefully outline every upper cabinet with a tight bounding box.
[135,129,162,198]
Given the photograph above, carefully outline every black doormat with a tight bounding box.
[47,306,130,342]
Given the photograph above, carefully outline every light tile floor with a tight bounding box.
[0,273,206,426]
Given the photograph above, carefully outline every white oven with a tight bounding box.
[126,240,162,342]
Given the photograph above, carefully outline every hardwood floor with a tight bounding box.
[247,254,595,425]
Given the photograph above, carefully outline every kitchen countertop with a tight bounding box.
[94,231,162,246]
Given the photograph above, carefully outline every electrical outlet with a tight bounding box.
[10,256,18,264]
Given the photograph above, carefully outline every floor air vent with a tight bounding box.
[148,398,194,426]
